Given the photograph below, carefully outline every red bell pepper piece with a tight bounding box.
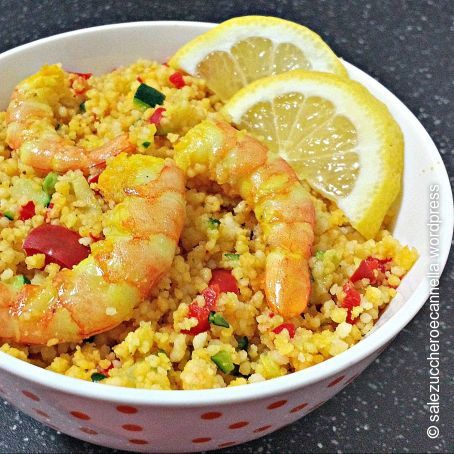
[19,201,35,221]
[182,303,211,335]
[202,284,219,309]
[342,282,361,324]
[181,285,220,335]
[23,224,90,268]
[169,72,185,89]
[273,323,296,338]
[209,269,239,295]
[342,282,361,309]
[149,107,166,125]
[87,173,100,184]
[98,364,114,377]
[350,256,391,285]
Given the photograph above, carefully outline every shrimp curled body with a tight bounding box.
[175,120,315,318]
[6,65,133,174]
[0,154,186,344]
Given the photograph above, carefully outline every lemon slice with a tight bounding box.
[169,16,347,101]
[222,70,404,239]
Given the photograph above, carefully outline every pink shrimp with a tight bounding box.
[175,120,315,318]
[0,153,186,345]
[6,64,133,174]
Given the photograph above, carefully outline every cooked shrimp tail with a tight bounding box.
[6,64,134,174]
[0,154,186,344]
[174,120,315,318]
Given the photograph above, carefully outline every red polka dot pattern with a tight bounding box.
[327,375,345,387]
[229,421,249,429]
[253,425,272,433]
[218,441,236,448]
[129,439,148,445]
[267,399,287,409]
[201,411,222,420]
[22,390,39,401]
[33,408,49,418]
[290,403,308,413]
[192,437,212,443]
[116,405,138,414]
[122,424,143,432]
[70,411,90,420]
[80,427,98,435]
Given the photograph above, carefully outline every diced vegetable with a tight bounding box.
[342,282,361,309]
[208,311,230,328]
[236,336,249,350]
[169,72,186,89]
[182,302,211,335]
[142,141,151,148]
[23,224,90,268]
[10,275,31,290]
[181,285,220,335]
[315,250,325,260]
[133,83,165,108]
[209,269,239,294]
[3,211,14,220]
[90,372,107,382]
[350,256,391,285]
[43,193,51,207]
[19,201,36,221]
[202,284,219,308]
[98,364,113,376]
[149,107,166,125]
[224,253,240,260]
[42,172,58,195]
[87,173,100,184]
[211,351,234,374]
[208,217,220,229]
[342,282,361,324]
[272,323,296,338]
[79,102,86,113]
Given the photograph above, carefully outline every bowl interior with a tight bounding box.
[0,21,452,401]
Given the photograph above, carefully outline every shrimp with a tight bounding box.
[0,153,185,345]
[6,64,133,174]
[174,120,315,318]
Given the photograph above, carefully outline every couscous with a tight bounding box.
[0,60,418,390]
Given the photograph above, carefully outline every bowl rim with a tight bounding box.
[0,20,452,407]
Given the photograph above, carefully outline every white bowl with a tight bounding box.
[0,21,452,452]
